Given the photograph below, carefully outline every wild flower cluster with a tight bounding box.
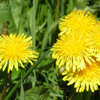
[51,10,100,92]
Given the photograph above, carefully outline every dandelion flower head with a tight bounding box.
[0,34,38,73]
[51,33,94,72]
[62,61,100,92]
[59,10,96,35]
[91,21,100,61]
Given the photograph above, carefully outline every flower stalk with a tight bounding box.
[0,71,12,100]
[68,92,78,100]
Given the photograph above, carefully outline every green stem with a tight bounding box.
[51,0,60,45]
[0,71,12,100]
[17,0,23,35]
[69,92,78,100]
[31,0,36,50]
[53,0,60,32]
[5,49,50,100]
[55,0,60,22]
[61,0,64,16]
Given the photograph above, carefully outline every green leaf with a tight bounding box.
[85,91,92,100]
[74,92,83,100]
[37,59,55,70]
[0,1,12,20]
[42,19,61,49]
[30,69,37,87]
[10,0,21,29]
[0,1,12,32]
[20,74,25,100]
[25,86,51,100]
[11,69,21,81]
[50,93,63,98]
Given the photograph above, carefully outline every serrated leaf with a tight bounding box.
[25,86,51,100]
[0,1,12,32]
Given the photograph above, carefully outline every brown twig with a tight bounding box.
[68,92,78,100]
[1,22,8,36]
[0,71,12,100]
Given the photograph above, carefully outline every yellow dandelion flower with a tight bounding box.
[0,34,38,73]
[51,33,94,72]
[62,61,100,92]
[59,10,96,35]
[91,21,100,61]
